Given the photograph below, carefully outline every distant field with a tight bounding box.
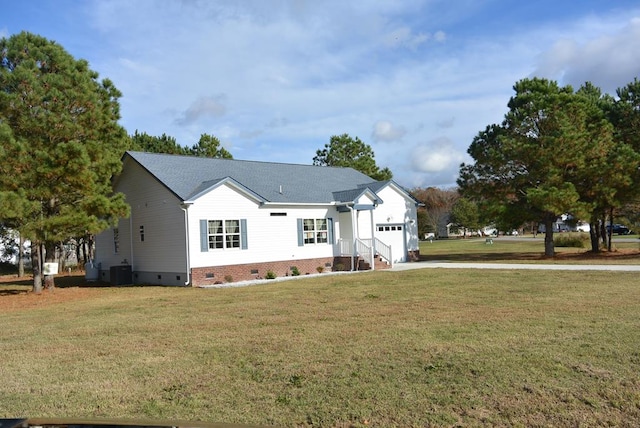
[1,268,639,427]
[419,235,640,264]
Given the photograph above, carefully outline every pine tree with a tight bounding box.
[0,32,129,292]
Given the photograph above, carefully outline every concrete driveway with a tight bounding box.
[390,261,640,272]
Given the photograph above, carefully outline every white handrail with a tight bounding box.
[339,238,392,269]
[355,239,372,268]
[374,238,392,267]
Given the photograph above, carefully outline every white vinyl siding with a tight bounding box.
[372,184,420,257]
[100,158,187,273]
[188,184,339,268]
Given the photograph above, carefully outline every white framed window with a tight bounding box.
[303,219,316,244]
[378,224,403,232]
[316,219,328,243]
[208,219,240,249]
[113,228,119,254]
[298,218,333,246]
[200,219,247,252]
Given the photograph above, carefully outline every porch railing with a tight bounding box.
[355,239,373,268]
[337,238,393,269]
[375,238,392,267]
[339,238,353,256]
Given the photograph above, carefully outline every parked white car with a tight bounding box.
[576,222,590,232]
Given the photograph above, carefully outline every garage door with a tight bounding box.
[376,223,407,263]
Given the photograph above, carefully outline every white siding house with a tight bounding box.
[94,151,421,286]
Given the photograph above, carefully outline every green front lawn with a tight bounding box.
[2,269,639,426]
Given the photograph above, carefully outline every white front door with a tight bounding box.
[376,223,407,263]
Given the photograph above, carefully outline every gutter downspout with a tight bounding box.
[348,205,355,272]
[370,207,376,271]
[180,204,191,286]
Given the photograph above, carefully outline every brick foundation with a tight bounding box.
[408,249,420,261]
[190,251,404,287]
[191,257,336,286]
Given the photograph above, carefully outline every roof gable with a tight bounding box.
[185,177,266,203]
[332,187,382,205]
[359,180,422,206]
[123,151,385,205]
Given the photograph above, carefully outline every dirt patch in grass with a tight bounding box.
[552,247,640,259]
[0,274,108,312]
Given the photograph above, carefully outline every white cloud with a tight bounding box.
[409,137,466,174]
[533,16,640,92]
[174,95,227,126]
[372,120,406,142]
[437,117,455,129]
[382,26,445,50]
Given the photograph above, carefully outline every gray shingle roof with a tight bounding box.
[125,151,385,204]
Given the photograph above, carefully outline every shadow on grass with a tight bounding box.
[0,274,112,295]
[420,252,546,262]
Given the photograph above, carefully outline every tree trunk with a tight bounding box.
[543,218,555,257]
[87,234,95,260]
[589,222,599,253]
[18,233,25,277]
[607,207,614,252]
[599,216,608,248]
[76,238,82,269]
[32,243,43,294]
[44,241,56,290]
[588,213,600,253]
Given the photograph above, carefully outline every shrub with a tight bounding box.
[290,266,300,276]
[224,275,233,283]
[316,266,324,273]
[265,270,277,279]
[554,232,589,248]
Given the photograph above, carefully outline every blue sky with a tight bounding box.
[4,1,640,189]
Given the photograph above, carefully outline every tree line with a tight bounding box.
[411,78,640,255]
[456,77,640,256]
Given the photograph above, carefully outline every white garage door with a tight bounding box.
[376,223,407,263]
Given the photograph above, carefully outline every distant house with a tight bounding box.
[94,151,421,286]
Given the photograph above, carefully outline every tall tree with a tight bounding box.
[572,83,639,252]
[313,134,392,181]
[129,131,233,159]
[410,187,459,238]
[187,133,233,158]
[608,78,640,234]
[450,197,481,238]
[129,130,185,154]
[0,32,129,292]
[459,78,607,256]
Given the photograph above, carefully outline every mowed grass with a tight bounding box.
[1,269,640,427]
